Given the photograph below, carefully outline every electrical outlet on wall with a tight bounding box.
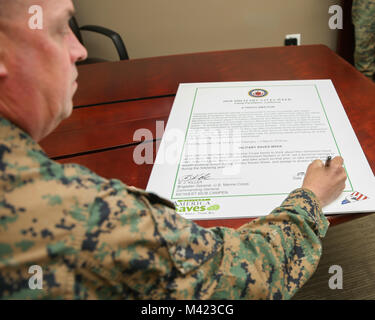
[285,34,301,46]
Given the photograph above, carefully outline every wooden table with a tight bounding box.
[40,45,375,229]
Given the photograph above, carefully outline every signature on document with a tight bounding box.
[178,173,211,184]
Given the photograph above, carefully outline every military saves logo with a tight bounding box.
[249,88,268,98]
[174,199,220,215]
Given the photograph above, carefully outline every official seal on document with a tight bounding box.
[249,88,268,98]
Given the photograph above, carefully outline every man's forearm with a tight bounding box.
[142,188,328,299]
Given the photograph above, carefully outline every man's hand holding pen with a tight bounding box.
[302,156,347,208]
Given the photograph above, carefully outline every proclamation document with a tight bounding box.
[146,80,375,220]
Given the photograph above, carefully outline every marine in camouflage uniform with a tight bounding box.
[352,0,375,80]
[0,116,329,300]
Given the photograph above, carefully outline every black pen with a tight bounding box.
[325,156,332,167]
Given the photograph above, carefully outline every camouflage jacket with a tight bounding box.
[352,0,375,79]
[0,117,329,300]
[352,0,375,25]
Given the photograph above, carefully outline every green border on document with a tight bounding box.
[314,84,353,192]
[171,88,199,198]
[170,84,354,200]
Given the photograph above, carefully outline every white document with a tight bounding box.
[146,80,375,220]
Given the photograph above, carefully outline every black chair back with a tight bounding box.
[68,16,129,64]
[69,17,84,44]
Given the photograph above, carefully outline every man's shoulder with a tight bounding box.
[0,116,175,212]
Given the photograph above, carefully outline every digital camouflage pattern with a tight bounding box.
[352,0,375,80]
[0,117,329,300]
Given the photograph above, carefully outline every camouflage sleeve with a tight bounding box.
[81,185,328,300]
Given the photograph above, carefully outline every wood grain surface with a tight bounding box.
[40,45,375,229]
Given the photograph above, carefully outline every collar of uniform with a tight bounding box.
[0,116,43,152]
